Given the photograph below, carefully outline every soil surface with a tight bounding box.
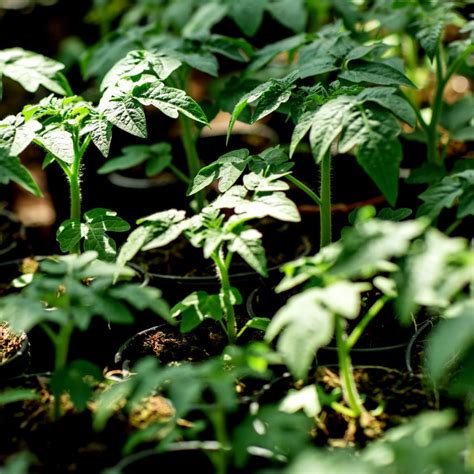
[0,323,26,364]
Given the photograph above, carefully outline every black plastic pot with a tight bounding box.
[0,333,31,381]
[405,319,434,374]
[95,171,188,224]
[115,324,214,371]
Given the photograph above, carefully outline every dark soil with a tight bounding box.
[0,324,26,364]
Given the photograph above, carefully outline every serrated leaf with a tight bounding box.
[417,20,443,61]
[243,172,289,192]
[396,229,467,324]
[356,87,416,127]
[340,107,402,206]
[0,48,66,95]
[309,95,356,163]
[297,56,339,80]
[36,127,75,164]
[251,80,296,123]
[101,50,181,91]
[84,115,112,157]
[249,34,306,72]
[116,225,155,269]
[417,171,473,219]
[266,288,334,379]
[0,151,42,196]
[267,0,307,33]
[188,149,251,195]
[182,3,228,38]
[229,229,267,276]
[339,60,416,88]
[99,88,147,138]
[236,192,301,222]
[57,209,130,261]
[290,111,314,157]
[134,83,208,124]
[229,0,267,36]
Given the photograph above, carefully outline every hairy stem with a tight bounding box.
[286,174,322,206]
[213,252,237,344]
[335,315,363,418]
[319,151,332,248]
[181,115,204,210]
[207,408,230,474]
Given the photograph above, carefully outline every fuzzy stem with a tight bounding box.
[181,115,204,210]
[213,252,237,344]
[319,151,332,248]
[207,408,230,474]
[286,174,322,206]
[335,315,363,418]
[427,44,474,166]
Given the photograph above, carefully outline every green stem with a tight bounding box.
[181,115,204,211]
[335,315,363,418]
[169,163,191,185]
[347,296,390,350]
[207,408,230,474]
[399,89,429,133]
[54,320,74,371]
[427,44,474,166]
[286,174,322,206]
[319,151,332,248]
[213,252,237,344]
[445,219,461,236]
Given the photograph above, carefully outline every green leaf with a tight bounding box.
[116,225,155,269]
[290,111,314,158]
[377,208,412,221]
[50,360,103,412]
[297,56,339,80]
[339,60,416,88]
[0,48,67,95]
[0,151,42,196]
[109,284,172,324]
[36,127,75,164]
[83,115,113,157]
[356,87,416,127]
[417,170,474,219]
[182,3,228,38]
[266,289,334,379]
[134,82,208,124]
[101,50,181,91]
[309,96,356,163]
[227,74,298,141]
[396,229,467,324]
[236,192,301,222]
[57,209,130,262]
[280,385,321,417]
[267,0,307,32]
[427,301,474,384]
[228,0,267,36]
[229,229,267,276]
[172,291,223,332]
[249,34,306,72]
[188,149,250,195]
[330,219,426,279]
[417,20,443,61]
[138,209,189,251]
[340,107,402,206]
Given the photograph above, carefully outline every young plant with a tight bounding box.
[118,175,300,344]
[0,251,172,416]
[1,47,208,258]
[226,22,417,247]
